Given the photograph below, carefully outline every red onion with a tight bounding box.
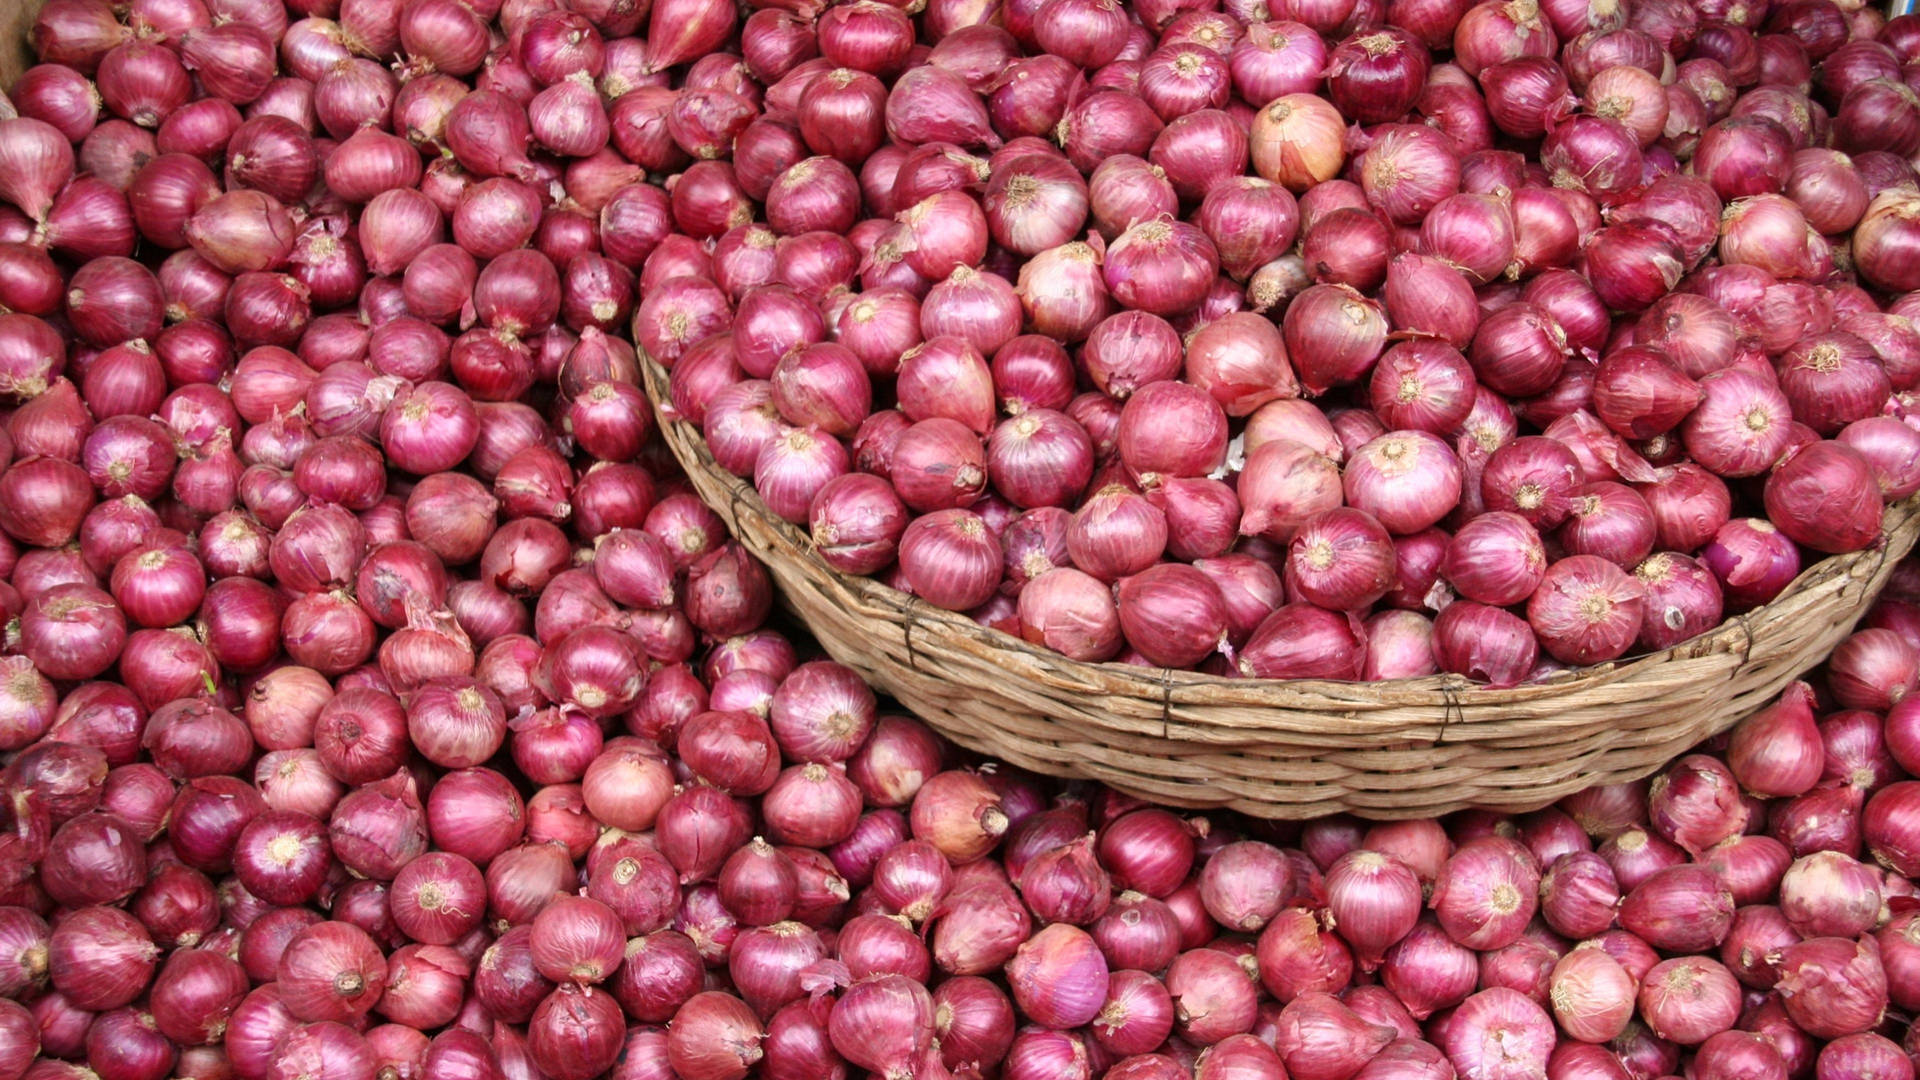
[1442,512,1545,607]
[0,118,74,229]
[1427,837,1538,952]
[147,949,249,1047]
[1000,924,1109,1033]
[1088,156,1176,244]
[1764,441,1885,555]
[1343,431,1463,536]
[1232,601,1364,680]
[1272,992,1395,1080]
[1098,218,1219,318]
[1773,937,1888,1040]
[278,922,387,1024]
[1357,125,1461,227]
[1616,961,1731,1054]
[1815,1034,1911,1080]
[1244,907,1351,999]
[1674,368,1797,482]
[1282,508,1395,612]
[926,876,1028,977]
[1104,563,1221,666]
[527,894,625,986]
[44,906,155,1012]
[1856,191,1920,293]
[1432,987,1555,1080]
[1198,179,1299,285]
[910,770,1009,866]
[526,985,624,1080]
[1058,90,1167,174]
[1542,947,1634,1045]
[1777,850,1882,941]
[980,154,1087,260]
[1368,341,1474,436]
[1116,382,1228,484]
[1695,516,1799,612]
[1229,22,1329,103]
[896,337,994,437]
[1250,94,1347,191]
[1179,841,1286,937]
[1480,57,1574,138]
[1317,850,1420,972]
[1236,441,1344,541]
[488,844,575,928]
[1074,314,1177,403]
[1775,332,1891,437]
[1160,947,1258,1046]
[1091,898,1182,986]
[1865,781,1920,876]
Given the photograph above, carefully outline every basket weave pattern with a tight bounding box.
[645,358,1920,819]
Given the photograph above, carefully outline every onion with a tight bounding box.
[1281,508,1394,612]
[1088,156,1177,244]
[1002,924,1110,1033]
[278,922,387,1024]
[1066,485,1167,583]
[1102,219,1219,318]
[1443,512,1545,607]
[1434,987,1555,1079]
[910,770,1008,865]
[1865,781,1920,877]
[1320,850,1420,971]
[1283,284,1389,395]
[1764,441,1885,555]
[1250,94,1347,191]
[1369,341,1475,436]
[1344,432,1463,535]
[149,949,249,1046]
[1109,564,1224,667]
[1248,907,1350,1006]
[1774,937,1888,1040]
[1778,851,1882,941]
[1359,125,1461,226]
[1117,382,1228,484]
[1775,332,1891,437]
[1238,603,1368,680]
[1816,1034,1912,1080]
[669,992,765,1080]
[1080,312,1180,401]
[1429,837,1537,951]
[1198,179,1300,285]
[1856,191,1920,293]
[1272,993,1395,1080]
[1304,207,1393,293]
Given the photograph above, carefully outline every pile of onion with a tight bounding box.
[618,0,1920,687]
[0,1,1912,1080]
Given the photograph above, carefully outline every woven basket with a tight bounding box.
[643,358,1920,819]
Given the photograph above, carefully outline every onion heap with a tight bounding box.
[598,0,1920,685]
[0,0,1914,1078]
[6,542,1920,1080]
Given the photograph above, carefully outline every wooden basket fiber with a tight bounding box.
[0,10,30,84]
[658,367,1920,819]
